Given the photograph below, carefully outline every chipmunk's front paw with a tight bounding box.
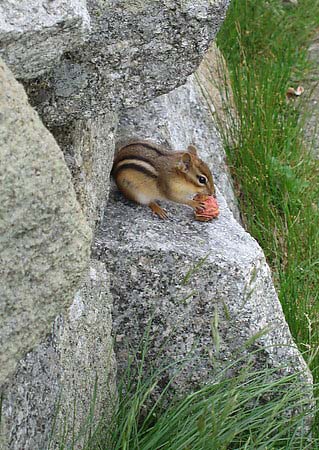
[193,194,220,221]
[186,199,206,211]
[195,201,206,212]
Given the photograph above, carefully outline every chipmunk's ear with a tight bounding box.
[187,145,198,156]
[177,152,192,172]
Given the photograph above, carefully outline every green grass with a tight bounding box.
[106,361,316,449]
[55,347,317,449]
[217,0,319,382]
[51,323,318,449]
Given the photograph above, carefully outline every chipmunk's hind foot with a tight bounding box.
[149,202,168,219]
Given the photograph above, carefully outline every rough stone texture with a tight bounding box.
[0,58,92,385]
[1,260,117,450]
[117,43,240,221]
[94,188,311,395]
[195,42,238,147]
[0,0,90,79]
[50,112,118,230]
[24,0,230,125]
[303,33,319,158]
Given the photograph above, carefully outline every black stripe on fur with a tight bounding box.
[113,162,158,179]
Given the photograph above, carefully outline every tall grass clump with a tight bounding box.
[54,350,317,449]
[217,0,319,380]
[107,364,316,449]
[51,326,317,448]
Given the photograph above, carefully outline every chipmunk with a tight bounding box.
[111,140,215,219]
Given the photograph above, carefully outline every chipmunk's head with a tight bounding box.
[177,145,216,197]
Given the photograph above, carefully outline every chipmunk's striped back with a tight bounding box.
[111,141,166,209]
[112,140,168,180]
[111,140,215,219]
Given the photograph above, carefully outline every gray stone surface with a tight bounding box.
[50,112,118,230]
[94,188,311,395]
[0,58,91,385]
[1,260,116,450]
[25,0,230,125]
[194,42,238,150]
[117,44,240,221]
[0,0,90,79]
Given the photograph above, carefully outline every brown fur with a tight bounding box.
[112,140,215,217]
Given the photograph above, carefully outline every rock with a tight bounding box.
[94,46,310,394]
[116,42,240,221]
[24,0,230,125]
[0,58,91,385]
[94,188,311,396]
[195,42,238,148]
[1,260,116,450]
[50,112,118,230]
[0,0,90,79]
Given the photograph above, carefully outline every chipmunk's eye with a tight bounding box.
[198,175,207,185]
